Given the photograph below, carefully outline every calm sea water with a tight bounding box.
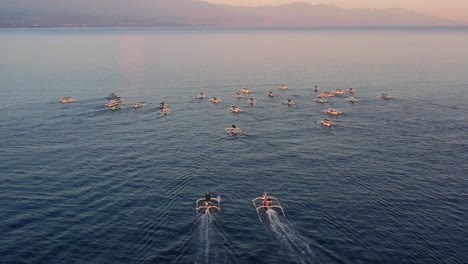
[0,27,467,264]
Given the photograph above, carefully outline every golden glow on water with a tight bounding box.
[118,35,146,76]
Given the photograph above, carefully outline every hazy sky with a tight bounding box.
[205,0,468,23]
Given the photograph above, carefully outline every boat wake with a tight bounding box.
[263,209,334,264]
[194,212,220,264]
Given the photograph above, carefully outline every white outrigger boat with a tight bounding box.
[315,96,327,103]
[325,108,342,116]
[345,97,359,103]
[267,91,277,97]
[284,99,295,106]
[380,93,392,100]
[320,91,334,97]
[225,125,243,135]
[209,97,222,104]
[246,98,257,105]
[197,92,207,99]
[196,193,221,214]
[132,102,145,108]
[106,97,122,106]
[252,192,285,217]
[332,88,346,95]
[348,87,357,94]
[233,92,244,99]
[278,84,288,90]
[158,102,169,110]
[227,106,242,113]
[60,97,76,104]
[240,87,252,94]
[321,118,334,127]
[110,105,121,111]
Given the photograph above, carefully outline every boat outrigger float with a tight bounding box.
[196,193,221,214]
[252,192,285,217]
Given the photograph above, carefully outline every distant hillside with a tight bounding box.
[0,0,458,27]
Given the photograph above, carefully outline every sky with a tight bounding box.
[205,0,468,24]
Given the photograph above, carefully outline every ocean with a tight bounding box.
[0,27,467,264]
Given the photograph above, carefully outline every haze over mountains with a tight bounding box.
[0,0,459,27]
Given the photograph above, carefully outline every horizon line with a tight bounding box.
[2,25,468,29]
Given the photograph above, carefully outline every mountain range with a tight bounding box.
[0,0,459,27]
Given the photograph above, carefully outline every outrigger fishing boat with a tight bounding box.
[315,96,327,103]
[110,105,121,111]
[278,84,288,90]
[284,99,295,106]
[240,87,252,94]
[246,98,257,105]
[321,118,334,127]
[60,97,76,104]
[267,91,276,97]
[325,108,342,116]
[106,99,121,106]
[252,192,285,217]
[106,101,120,108]
[105,93,122,110]
[159,102,169,110]
[209,97,222,104]
[380,93,392,100]
[225,125,243,135]
[332,88,346,95]
[196,193,221,214]
[233,92,244,99]
[227,106,242,113]
[319,91,334,97]
[132,102,145,108]
[345,97,359,103]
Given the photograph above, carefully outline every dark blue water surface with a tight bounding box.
[1,27,467,264]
